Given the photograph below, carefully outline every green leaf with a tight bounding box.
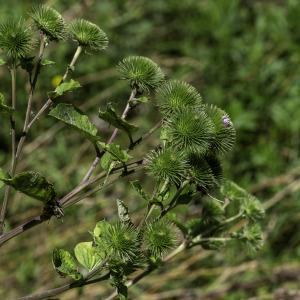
[135,96,148,103]
[52,248,82,280]
[20,56,35,74]
[100,152,115,172]
[116,199,132,225]
[221,180,265,221]
[232,224,263,253]
[99,104,138,143]
[49,103,98,141]
[0,58,6,65]
[99,142,132,172]
[130,96,149,107]
[41,58,55,66]
[52,79,81,98]
[0,171,56,203]
[0,93,14,115]
[74,242,102,271]
[0,168,10,189]
[93,220,111,237]
[130,180,150,202]
[99,142,132,163]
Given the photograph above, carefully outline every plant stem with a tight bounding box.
[104,242,187,300]
[64,163,144,208]
[159,180,189,219]
[0,161,143,246]
[129,120,162,150]
[15,34,47,162]
[18,272,110,300]
[80,88,137,184]
[27,45,82,130]
[191,236,232,246]
[0,44,82,233]
[0,65,17,234]
[20,241,186,300]
[138,178,168,229]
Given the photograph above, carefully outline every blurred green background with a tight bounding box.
[1,0,300,299]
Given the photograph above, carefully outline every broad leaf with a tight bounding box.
[99,143,132,171]
[52,248,82,280]
[99,104,138,142]
[54,79,81,97]
[0,171,56,203]
[0,168,10,190]
[74,242,102,271]
[0,93,14,115]
[99,142,131,163]
[49,103,98,141]
[93,220,110,237]
[0,58,6,65]
[100,152,115,172]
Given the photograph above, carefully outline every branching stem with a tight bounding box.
[27,45,83,130]
[81,88,137,184]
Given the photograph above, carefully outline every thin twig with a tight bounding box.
[15,33,47,162]
[18,272,110,300]
[129,120,162,150]
[81,88,137,184]
[0,65,17,233]
[263,178,300,210]
[27,45,82,130]
[0,161,143,246]
[0,34,47,233]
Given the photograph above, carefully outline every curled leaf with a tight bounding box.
[53,79,81,98]
[0,171,56,203]
[52,248,82,280]
[99,104,137,143]
[0,93,14,115]
[117,199,132,225]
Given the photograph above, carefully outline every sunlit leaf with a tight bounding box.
[74,242,102,271]
[51,79,81,98]
[49,103,98,141]
[52,248,82,280]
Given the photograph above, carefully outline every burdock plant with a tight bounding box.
[0,5,264,300]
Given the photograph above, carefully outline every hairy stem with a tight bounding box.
[0,161,143,246]
[15,33,47,162]
[159,180,189,219]
[81,88,137,184]
[129,120,162,150]
[0,65,17,233]
[27,45,83,130]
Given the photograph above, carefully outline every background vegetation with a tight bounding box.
[1,0,300,299]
